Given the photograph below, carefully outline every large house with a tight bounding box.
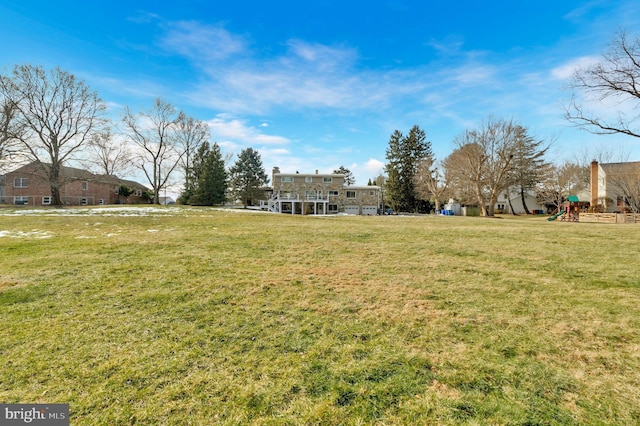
[263,168,381,215]
[0,162,149,206]
[590,160,640,212]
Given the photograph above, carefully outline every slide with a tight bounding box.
[546,210,564,221]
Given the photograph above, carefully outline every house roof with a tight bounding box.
[273,172,345,178]
[5,161,148,190]
[600,161,640,176]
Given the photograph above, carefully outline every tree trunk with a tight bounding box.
[474,182,488,216]
[487,190,500,217]
[519,186,531,214]
[507,195,517,215]
[49,164,62,206]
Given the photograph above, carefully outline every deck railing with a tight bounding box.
[272,194,330,201]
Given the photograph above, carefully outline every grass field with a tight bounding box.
[1,206,639,425]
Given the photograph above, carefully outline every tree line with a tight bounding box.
[382,119,551,216]
[0,65,268,206]
[2,31,639,211]
[381,31,640,216]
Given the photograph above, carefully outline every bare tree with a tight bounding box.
[566,31,640,139]
[413,158,449,212]
[605,163,640,213]
[536,162,587,213]
[0,99,25,172]
[175,111,210,197]
[442,145,479,206]
[446,118,521,216]
[122,98,185,204]
[572,144,630,193]
[81,130,133,177]
[0,65,106,205]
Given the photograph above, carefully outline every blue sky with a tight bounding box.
[1,1,640,188]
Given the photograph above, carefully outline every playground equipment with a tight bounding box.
[547,210,565,221]
[548,196,590,222]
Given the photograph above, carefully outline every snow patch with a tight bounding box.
[0,230,53,239]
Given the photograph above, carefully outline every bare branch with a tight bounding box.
[0,65,106,204]
[566,31,640,140]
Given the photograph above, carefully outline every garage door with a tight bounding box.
[343,206,359,215]
[362,206,377,216]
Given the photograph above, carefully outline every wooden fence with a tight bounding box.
[579,213,640,224]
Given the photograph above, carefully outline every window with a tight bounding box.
[346,191,356,199]
[82,181,88,190]
[13,177,28,188]
[369,191,375,196]
[305,190,316,199]
[114,186,120,194]
[329,190,339,197]
[281,176,294,182]
[98,199,105,205]
[305,176,313,183]
[328,204,338,212]
[14,196,28,205]
[42,196,51,205]
[323,177,332,183]
[81,198,88,206]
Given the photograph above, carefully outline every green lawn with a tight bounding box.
[1,207,639,425]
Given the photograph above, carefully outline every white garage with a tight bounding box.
[343,206,360,215]
[361,206,377,216]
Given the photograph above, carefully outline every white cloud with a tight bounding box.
[426,35,465,56]
[448,64,497,86]
[551,56,600,80]
[160,21,247,61]
[156,21,420,114]
[207,114,289,146]
[564,1,608,21]
[285,39,358,71]
[363,158,385,174]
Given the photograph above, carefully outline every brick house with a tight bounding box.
[0,162,149,206]
[263,167,381,215]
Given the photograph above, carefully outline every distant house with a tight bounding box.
[590,160,640,213]
[494,188,546,215]
[0,162,149,206]
[263,168,381,215]
[158,196,176,205]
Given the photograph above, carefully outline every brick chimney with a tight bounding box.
[590,160,598,209]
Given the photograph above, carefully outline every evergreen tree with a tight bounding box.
[190,142,227,205]
[116,185,134,204]
[384,130,403,212]
[384,125,433,212]
[506,127,549,214]
[229,147,269,207]
[333,165,355,185]
[176,112,209,201]
[178,142,210,204]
